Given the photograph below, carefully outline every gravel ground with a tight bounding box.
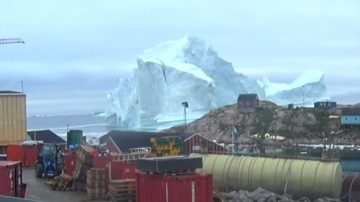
[22,167,89,202]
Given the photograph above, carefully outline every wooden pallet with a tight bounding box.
[87,187,106,200]
[47,174,72,191]
[108,179,136,202]
[72,180,87,192]
[110,196,135,202]
[87,168,106,190]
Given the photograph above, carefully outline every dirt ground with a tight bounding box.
[22,167,90,202]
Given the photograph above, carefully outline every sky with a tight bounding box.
[0,0,359,116]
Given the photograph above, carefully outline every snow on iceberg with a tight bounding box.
[258,70,328,105]
[259,70,325,96]
[105,36,328,128]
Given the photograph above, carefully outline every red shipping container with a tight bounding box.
[108,161,136,180]
[62,152,76,175]
[6,145,24,162]
[23,145,39,167]
[136,172,213,202]
[6,144,39,167]
[0,161,23,197]
[92,155,112,169]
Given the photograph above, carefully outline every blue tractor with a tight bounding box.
[35,143,62,178]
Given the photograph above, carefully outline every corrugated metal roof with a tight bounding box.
[342,108,360,116]
[27,130,66,144]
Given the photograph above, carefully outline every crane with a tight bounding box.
[0,37,25,92]
[0,38,25,45]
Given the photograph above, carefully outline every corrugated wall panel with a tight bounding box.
[0,94,26,145]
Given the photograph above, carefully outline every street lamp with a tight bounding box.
[181,101,189,124]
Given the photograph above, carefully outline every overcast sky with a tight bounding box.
[0,0,359,116]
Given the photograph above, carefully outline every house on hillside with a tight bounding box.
[341,108,360,128]
[237,93,259,112]
[314,101,337,110]
[27,130,66,148]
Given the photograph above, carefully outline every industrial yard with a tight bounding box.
[0,90,360,202]
[22,167,88,202]
[1,1,360,201]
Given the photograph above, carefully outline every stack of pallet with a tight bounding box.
[87,168,106,200]
[108,179,136,202]
[46,174,72,191]
[72,144,95,191]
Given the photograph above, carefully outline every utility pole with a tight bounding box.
[21,81,24,92]
[181,101,188,124]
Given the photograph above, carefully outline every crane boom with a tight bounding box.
[0,38,25,44]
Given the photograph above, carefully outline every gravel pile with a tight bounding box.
[223,187,339,202]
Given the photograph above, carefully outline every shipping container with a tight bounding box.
[23,145,39,167]
[108,161,136,180]
[136,172,213,202]
[62,152,76,176]
[92,155,112,169]
[0,92,27,146]
[6,144,39,167]
[0,161,23,197]
[6,145,24,162]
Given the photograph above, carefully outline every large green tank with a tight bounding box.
[67,130,83,149]
[191,154,342,199]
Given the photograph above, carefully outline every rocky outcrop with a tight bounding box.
[164,102,359,144]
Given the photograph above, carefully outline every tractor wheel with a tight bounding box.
[35,164,43,178]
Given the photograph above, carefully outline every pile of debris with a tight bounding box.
[223,188,339,202]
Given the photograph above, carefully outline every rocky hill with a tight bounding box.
[164,101,360,144]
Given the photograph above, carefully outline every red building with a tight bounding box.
[184,134,227,154]
[101,131,228,155]
[100,131,180,155]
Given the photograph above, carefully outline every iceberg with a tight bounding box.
[105,36,328,128]
[258,70,328,105]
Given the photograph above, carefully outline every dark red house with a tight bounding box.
[237,93,259,112]
[184,134,228,154]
